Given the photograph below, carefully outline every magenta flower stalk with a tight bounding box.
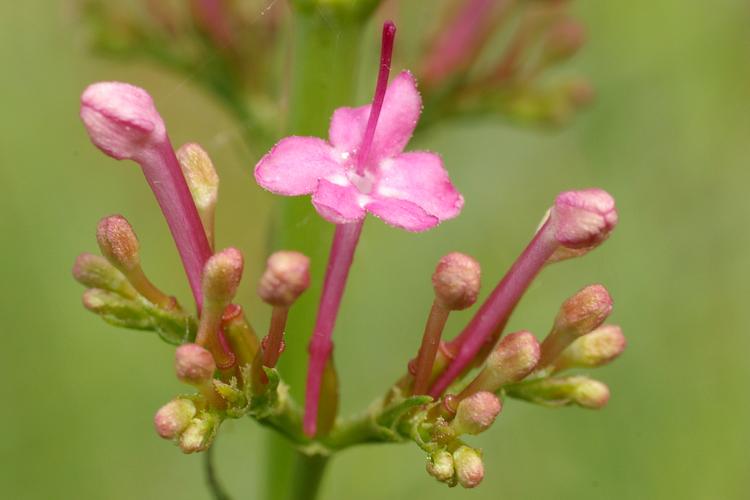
[429,189,617,397]
[80,82,213,310]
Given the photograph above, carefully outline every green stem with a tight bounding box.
[288,453,330,500]
[265,8,371,500]
[204,444,233,500]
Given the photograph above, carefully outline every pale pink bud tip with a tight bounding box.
[426,450,454,483]
[154,399,196,439]
[485,331,541,388]
[80,82,165,161]
[202,247,244,304]
[556,284,613,337]
[432,252,481,310]
[96,215,140,272]
[258,251,311,307]
[573,377,611,409]
[557,324,626,370]
[544,19,587,61]
[551,189,618,249]
[453,446,484,489]
[453,391,502,435]
[175,343,216,385]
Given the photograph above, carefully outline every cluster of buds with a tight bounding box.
[73,19,624,491]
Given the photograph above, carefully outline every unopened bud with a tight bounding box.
[565,78,596,107]
[175,343,216,385]
[96,215,140,273]
[154,398,196,439]
[432,252,481,310]
[452,446,484,488]
[539,285,613,369]
[82,288,151,329]
[451,391,502,435]
[179,412,219,453]
[258,251,310,307]
[202,247,244,306]
[481,331,540,390]
[543,18,586,62]
[548,189,618,262]
[72,253,136,298]
[426,450,454,483]
[506,376,610,409]
[176,143,219,245]
[553,324,626,372]
[80,82,166,162]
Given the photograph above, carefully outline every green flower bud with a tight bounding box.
[179,412,220,454]
[426,450,454,484]
[72,253,137,298]
[553,325,626,372]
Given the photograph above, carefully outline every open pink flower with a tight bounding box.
[254,71,463,232]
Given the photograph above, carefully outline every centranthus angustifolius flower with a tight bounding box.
[72,13,626,499]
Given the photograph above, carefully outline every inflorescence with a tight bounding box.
[74,19,624,490]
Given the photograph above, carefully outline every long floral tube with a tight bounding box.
[304,221,364,436]
[80,82,213,310]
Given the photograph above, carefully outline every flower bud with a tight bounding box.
[426,450,454,483]
[553,324,626,372]
[432,252,481,310]
[202,247,244,306]
[539,285,613,369]
[506,376,610,409]
[175,343,216,385]
[72,253,136,298]
[80,82,166,161]
[555,284,613,336]
[154,398,196,440]
[176,143,219,244]
[451,391,502,435]
[96,215,140,273]
[179,412,219,454]
[258,251,311,307]
[452,446,484,488]
[481,331,540,390]
[82,288,151,329]
[543,18,586,63]
[549,189,618,262]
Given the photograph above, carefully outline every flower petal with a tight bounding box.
[366,197,439,232]
[374,151,464,221]
[254,137,342,196]
[312,178,366,224]
[329,71,422,161]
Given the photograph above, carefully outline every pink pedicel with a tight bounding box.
[429,189,617,397]
[254,33,463,232]
[80,82,212,309]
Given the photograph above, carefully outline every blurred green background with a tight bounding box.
[2,1,749,499]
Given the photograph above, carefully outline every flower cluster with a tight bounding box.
[74,17,624,493]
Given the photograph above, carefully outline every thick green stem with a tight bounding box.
[288,453,330,500]
[265,8,370,500]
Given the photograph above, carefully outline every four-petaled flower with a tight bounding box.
[254,71,464,232]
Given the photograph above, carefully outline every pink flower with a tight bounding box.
[254,73,463,232]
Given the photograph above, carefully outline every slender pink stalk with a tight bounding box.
[303,22,397,437]
[429,220,558,397]
[81,82,213,310]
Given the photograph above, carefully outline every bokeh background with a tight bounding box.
[2,1,749,499]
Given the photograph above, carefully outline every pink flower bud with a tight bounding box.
[258,251,311,307]
[553,324,626,372]
[554,284,613,336]
[572,377,611,409]
[432,252,481,311]
[202,247,244,306]
[452,391,502,435]
[549,189,618,260]
[452,446,484,488]
[176,143,219,246]
[426,450,454,483]
[175,343,216,385]
[72,252,136,298]
[483,331,541,389]
[154,398,196,439]
[96,215,140,273]
[81,82,165,162]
